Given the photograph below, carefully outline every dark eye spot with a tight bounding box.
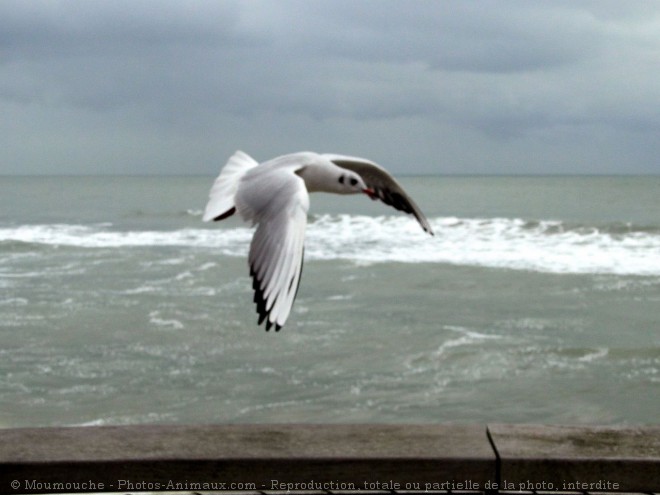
[338,175,345,184]
[349,178,358,186]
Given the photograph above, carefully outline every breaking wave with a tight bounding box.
[2,215,660,276]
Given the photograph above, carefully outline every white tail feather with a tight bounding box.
[203,151,259,222]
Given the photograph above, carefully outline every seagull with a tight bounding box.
[203,151,434,331]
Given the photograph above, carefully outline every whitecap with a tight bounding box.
[148,311,184,330]
[3,215,660,275]
[433,326,503,358]
[123,285,159,294]
[0,297,28,306]
[327,294,353,301]
[578,348,609,363]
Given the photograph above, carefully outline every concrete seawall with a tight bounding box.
[1,424,658,493]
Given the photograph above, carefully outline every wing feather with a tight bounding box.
[324,154,434,235]
[244,173,309,331]
[203,151,259,222]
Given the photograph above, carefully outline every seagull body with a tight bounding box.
[203,151,433,331]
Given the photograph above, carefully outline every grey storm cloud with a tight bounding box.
[1,0,660,175]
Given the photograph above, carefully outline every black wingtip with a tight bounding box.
[212,207,236,222]
[251,264,270,327]
[251,263,285,332]
[263,319,283,332]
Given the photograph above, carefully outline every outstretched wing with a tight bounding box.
[241,171,309,331]
[203,151,259,222]
[324,154,434,235]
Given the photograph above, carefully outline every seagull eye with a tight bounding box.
[349,178,358,186]
[338,175,345,184]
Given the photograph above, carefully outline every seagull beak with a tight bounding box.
[363,187,377,199]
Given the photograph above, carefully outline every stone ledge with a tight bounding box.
[488,424,660,493]
[0,424,658,494]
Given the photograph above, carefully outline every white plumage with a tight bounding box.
[203,150,433,331]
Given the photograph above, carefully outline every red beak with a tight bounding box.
[363,188,377,200]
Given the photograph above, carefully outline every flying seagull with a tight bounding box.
[203,151,433,331]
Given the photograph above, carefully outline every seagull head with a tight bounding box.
[337,170,374,196]
[298,155,374,196]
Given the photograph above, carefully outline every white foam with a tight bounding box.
[148,311,184,330]
[307,215,660,276]
[434,326,503,358]
[0,223,253,252]
[3,215,660,275]
[0,297,28,306]
[578,348,609,363]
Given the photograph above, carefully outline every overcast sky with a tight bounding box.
[2,1,660,175]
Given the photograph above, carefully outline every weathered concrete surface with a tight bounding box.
[0,424,495,494]
[489,424,660,492]
[2,424,659,494]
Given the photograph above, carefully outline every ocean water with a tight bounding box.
[0,175,658,427]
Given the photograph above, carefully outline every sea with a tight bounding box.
[1,175,658,428]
